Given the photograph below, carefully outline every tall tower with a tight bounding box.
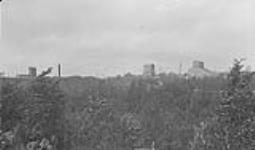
[28,67,37,77]
[58,64,61,77]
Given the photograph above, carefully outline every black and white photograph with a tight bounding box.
[0,0,255,149]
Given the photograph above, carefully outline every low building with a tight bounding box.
[16,67,37,79]
[187,60,218,78]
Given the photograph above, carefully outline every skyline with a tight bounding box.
[0,60,250,78]
[0,0,255,77]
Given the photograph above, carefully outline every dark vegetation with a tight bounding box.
[191,60,255,150]
[2,60,254,150]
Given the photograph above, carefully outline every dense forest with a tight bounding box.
[1,60,255,150]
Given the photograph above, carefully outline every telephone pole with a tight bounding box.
[179,62,183,75]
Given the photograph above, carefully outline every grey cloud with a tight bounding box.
[1,0,254,76]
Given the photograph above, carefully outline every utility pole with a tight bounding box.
[179,62,183,75]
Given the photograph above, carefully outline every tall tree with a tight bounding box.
[191,59,255,150]
[1,76,65,149]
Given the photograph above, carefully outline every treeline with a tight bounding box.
[0,76,65,150]
[2,61,252,150]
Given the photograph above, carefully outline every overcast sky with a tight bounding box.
[0,0,255,77]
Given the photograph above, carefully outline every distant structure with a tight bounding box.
[0,72,4,77]
[28,67,37,77]
[143,64,155,77]
[187,60,217,78]
[192,61,204,69]
[17,67,37,78]
[58,64,61,77]
[179,62,183,75]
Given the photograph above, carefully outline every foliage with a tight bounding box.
[1,77,64,149]
[191,59,255,150]
[0,69,228,150]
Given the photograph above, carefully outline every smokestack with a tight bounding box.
[58,64,61,77]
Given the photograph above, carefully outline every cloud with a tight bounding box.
[1,0,254,76]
